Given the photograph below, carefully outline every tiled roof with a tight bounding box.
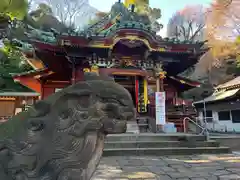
[0,76,35,93]
[169,76,201,87]
[217,76,240,90]
[11,68,47,77]
[193,88,239,104]
[0,92,39,96]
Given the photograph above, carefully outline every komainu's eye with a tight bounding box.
[101,97,119,104]
[76,95,91,109]
[107,98,119,104]
[59,108,73,120]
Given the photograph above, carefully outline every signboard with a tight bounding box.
[155,92,166,125]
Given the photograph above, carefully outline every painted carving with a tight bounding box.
[0,73,135,180]
[90,65,99,75]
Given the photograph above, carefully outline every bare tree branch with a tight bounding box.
[46,0,90,27]
[190,23,205,41]
[167,5,206,42]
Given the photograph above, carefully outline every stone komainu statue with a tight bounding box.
[0,73,135,180]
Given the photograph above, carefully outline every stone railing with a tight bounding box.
[148,104,197,118]
[146,105,197,132]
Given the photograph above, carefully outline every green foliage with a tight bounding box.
[226,62,240,76]
[0,0,28,20]
[181,84,214,101]
[0,43,32,75]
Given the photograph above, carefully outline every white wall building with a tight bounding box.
[194,76,240,133]
[198,109,240,132]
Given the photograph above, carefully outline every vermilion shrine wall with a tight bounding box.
[148,82,178,105]
[42,81,70,99]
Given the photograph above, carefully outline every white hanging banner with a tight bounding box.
[155,92,166,125]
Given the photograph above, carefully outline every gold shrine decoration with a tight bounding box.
[83,65,99,75]
[83,68,90,72]
[124,0,136,7]
[158,71,167,79]
[143,78,148,107]
[154,64,167,79]
[60,34,167,52]
[0,97,15,100]
[109,35,166,52]
[110,35,152,50]
[180,80,186,84]
[121,56,134,66]
[91,65,99,75]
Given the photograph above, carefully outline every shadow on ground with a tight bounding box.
[91,154,240,180]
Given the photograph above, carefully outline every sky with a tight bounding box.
[89,0,212,36]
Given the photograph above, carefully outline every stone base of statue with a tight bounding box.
[126,120,140,134]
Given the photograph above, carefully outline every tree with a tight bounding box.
[28,3,53,22]
[46,0,97,28]
[0,0,28,20]
[205,0,240,62]
[0,45,32,75]
[167,5,207,41]
[0,0,31,75]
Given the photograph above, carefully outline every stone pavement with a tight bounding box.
[91,153,240,180]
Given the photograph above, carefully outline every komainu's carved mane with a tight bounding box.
[0,74,134,180]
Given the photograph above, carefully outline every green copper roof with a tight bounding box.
[0,75,35,93]
[97,21,153,35]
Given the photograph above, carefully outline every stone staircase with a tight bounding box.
[103,133,231,156]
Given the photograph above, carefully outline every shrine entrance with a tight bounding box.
[112,75,147,113]
[113,75,136,106]
[109,38,149,113]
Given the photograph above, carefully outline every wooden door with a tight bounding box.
[0,100,15,117]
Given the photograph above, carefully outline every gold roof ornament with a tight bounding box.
[124,0,136,8]
[124,0,149,13]
[83,68,90,72]
[91,65,99,75]
[154,63,166,79]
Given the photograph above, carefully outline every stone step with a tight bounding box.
[106,133,206,142]
[103,146,231,156]
[104,140,220,149]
